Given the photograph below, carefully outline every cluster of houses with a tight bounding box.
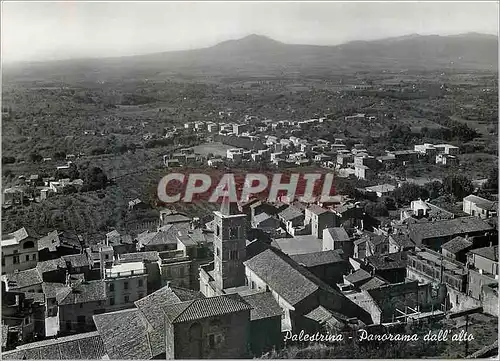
[2,162,84,208]
[163,117,462,183]
[2,184,498,359]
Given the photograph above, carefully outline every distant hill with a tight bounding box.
[4,33,498,81]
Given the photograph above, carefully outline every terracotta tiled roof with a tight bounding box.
[163,294,252,324]
[4,268,42,290]
[244,248,318,306]
[242,292,283,321]
[1,331,106,360]
[56,280,106,305]
[291,250,345,268]
[442,236,473,254]
[93,309,154,359]
[470,245,499,262]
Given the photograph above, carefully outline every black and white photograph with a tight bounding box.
[1,1,499,359]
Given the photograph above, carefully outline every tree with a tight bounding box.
[483,166,498,192]
[83,167,108,191]
[424,180,443,200]
[2,156,16,164]
[364,201,389,217]
[62,185,78,194]
[442,174,473,200]
[30,152,43,163]
[393,183,429,205]
[53,151,66,161]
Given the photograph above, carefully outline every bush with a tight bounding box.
[2,156,16,164]
[442,174,473,200]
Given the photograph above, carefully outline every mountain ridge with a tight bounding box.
[3,32,497,79]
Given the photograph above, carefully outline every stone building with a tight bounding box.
[200,199,247,296]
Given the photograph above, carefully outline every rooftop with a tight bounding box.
[324,227,350,242]
[344,269,372,285]
[278,206,304,221]
[135,285,205,330]
[366,251,408,270]
[1,331,106,360]
[306,204,329,216]
[359,277,388,291]
[291,250,345,268]
[3,268,42,290]
[244,248,319,306]
[1,227,38,247]
[93,308,160,359]
[272,234,323,255]
[463,195,498,211]
[469,245,499,262]
[162,294,252,324]
[56,280,107,305]
[253,212,274,224]
[441,236,473,254]
[409,217,493,242]
[62,254,89,268]
[242,291,283,321]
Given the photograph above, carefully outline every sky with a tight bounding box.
[2,1,499,63]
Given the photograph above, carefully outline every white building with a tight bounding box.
[226,148,243,163]
[104,261,148,308]
[435,144,460,155]
[463,195,498,219]
[1,228,39,275]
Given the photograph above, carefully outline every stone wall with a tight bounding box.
[172,310,251,359]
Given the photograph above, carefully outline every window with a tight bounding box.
[25,255,30,262]
[24,316,31,325]
[216,225,221,237]
[32,254,36,261]
[124,295,129,303]
[138,279,143,287]
[105,255,109,260]
[455,295,459,304]
[229,226,240,239]
[208,334,215,349]
[13,256,19,264]
[189,323,202,341]
[2,258,5,266]
[23,241,34,249]
[229,250,238,260]
[216,247,220,257]
[110,298,115,306]
[79,303,83,309]
[124,281,129,290]
[109,284,115,292]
